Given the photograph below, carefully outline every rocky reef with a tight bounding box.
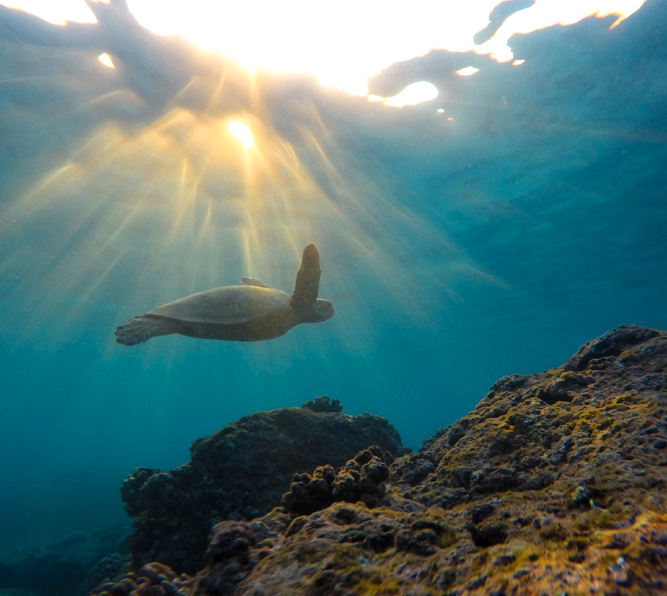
[0,524,130,596]
[121,397,408,575]
[89,325,667,595]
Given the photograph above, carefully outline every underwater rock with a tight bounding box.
[195,514,290,596]
[191,504,457,596]
[87,561,194,596]
[153,325,664,596]
[121,399,408,575]
[395,325,667,511]
[563,324,662,372]
[0,524,130,596]
[281,446,392,516]
[88,326,666,595]
[301,395,343,413]
[79,553,131,596]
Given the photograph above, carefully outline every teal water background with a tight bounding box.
[1,0,666,552]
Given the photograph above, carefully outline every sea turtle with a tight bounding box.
[114,243,334,346]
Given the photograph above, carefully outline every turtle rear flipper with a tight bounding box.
[290,243,321,310]
[115,315,175,346]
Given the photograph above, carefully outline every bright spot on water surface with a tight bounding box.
[456,67,480,77]
[98,53,114,68]
[384,82,439,107]
[228,122,254,150]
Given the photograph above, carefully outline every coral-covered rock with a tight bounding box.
[196,504,457,596]
[121,398,408,575]
[186,325,667,596]
[563,324,662,372]
[80,553,131,596]
[88,561,194,596]
[196,512,290,596]
[301,395,343,413]
[396,324,667,513]
[281,445,392,515]
[75,326,667,596]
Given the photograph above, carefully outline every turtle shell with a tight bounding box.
[146,285,292,325]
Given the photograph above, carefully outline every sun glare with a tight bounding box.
[1,1,647,100]
[456,67,480,77]
[228,121,254,149]
[2,0,97,24]
[98,53,114,68]
[384,82,438,107]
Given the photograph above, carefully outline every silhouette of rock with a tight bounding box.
[121,399,408,575]
[0,524,130,596]
[301,395,343,413]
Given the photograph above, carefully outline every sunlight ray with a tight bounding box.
[64,90,127,114]
[0,74,63,84]
[60,249,128,329]
[0,78,509,352]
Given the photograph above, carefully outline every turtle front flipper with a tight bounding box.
[290,243,321,310]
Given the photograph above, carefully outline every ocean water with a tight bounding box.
[1,0,666,557]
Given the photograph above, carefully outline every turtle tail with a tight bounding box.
[114,315,171,346]
[290,243,321,310]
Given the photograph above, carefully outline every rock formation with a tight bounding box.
[91,325,667,595]
[0,524,130,596]
[121,397,408,575]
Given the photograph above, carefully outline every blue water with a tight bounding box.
[1,0,666,554]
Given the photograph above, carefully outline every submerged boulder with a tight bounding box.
[121,397,408,575]
[281,445,392,516]
[96,325,667,596]
[397,324,667,510]
[193,325,667,596]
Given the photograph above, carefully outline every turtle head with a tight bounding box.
[302,298,334,323]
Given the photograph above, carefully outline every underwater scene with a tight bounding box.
[1,0,666,594]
